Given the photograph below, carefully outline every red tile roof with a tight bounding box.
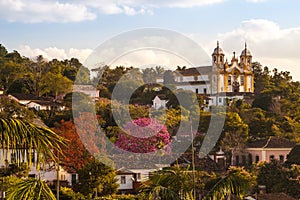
[247,136,296,148]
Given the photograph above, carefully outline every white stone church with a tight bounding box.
[174,42,255,107]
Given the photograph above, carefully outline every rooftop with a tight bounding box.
[247,136,296,149]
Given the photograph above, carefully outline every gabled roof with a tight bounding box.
[27,100,58,106]
[247,136,296,149]
[155,94,168,100]
[177,66,212,76]
[116,167,135,174]
[9,93,51,101]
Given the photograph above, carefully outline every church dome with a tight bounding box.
[241,48,251,56]
[212,41,224,55]
[240,43,252,56]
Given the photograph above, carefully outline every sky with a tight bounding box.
[1,0,300,80]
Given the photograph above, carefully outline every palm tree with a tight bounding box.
[0,118,66,200]
[139,167,195,200]
[204,167,255,200]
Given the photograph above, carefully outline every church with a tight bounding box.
[174,42,255,107]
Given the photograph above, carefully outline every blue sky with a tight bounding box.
[1,0,300,79]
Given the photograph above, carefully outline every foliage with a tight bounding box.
[76,158,118,198]
[115,118,171,153]
[53,120,92,170]
[6,178,56,200]
[59,187,85,200]
[219,112,248,152]
[205,167,255,200]
[0,96,35,122]
[257,160,300,198]
[286,145,300,165]
[0,118,66,168]
[139,167,195,200]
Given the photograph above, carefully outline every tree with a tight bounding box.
[115,118,171,153]
[0,96,35,122]
[205,167,255,200]
[0,44,8,57]
[40,72,72,99]
[6,178,56,200]
[220,112,248,152]
[76,158,118,198]
[53,120,92,171]
[0,118,66,199]
[139,167,194,200]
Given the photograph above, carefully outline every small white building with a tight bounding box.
[152,95,168,110]
[116,167,158,194]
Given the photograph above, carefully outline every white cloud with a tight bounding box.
[18,45,93,63]
[199,19,300,80]
[0,0,96,23]
[0,0,227,23]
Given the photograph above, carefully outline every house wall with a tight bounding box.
[117,174,134,190]
[27,102,48,111]
[233,148,292,165]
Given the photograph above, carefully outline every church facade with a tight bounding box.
[174,42,255,107]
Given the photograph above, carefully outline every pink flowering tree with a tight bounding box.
[115,118,171,153]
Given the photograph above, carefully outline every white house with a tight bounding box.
[116,167,159,194]
[27,100,64,111]
[152,95,168,110]
[0,149,77,187]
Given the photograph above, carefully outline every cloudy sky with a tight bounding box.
[1,0,300,80]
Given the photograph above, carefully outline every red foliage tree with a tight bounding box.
[53,120,91,171]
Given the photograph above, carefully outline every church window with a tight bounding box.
[218,98,222,103]
[220,56,223,62]
[203,88,207,94]
[228,76,231,85]
[247,58,251,64]
[240,76,244,85]
[213,56,216,63]
[195,89,198,94]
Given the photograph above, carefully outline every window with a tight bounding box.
[255,155,259,163]
[194,76,198,81]
[137,173,141,180]
[220,56,223,62]
[195,89,198,94]
[121,176,126,184]
[203,88,207,94]
[228,76,232,85]
[242,155,246,165]
[240,76,244,86]
[279,155,284,162]
[218,98,222,103]
[31,151,35,163]
[248,154,253,165]
[29,174,35,178]
[270,155,275,160]
[213,56,216,63]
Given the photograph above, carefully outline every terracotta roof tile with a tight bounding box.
[247,136,295,148]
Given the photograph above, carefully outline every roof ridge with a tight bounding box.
[263,136,272,148]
